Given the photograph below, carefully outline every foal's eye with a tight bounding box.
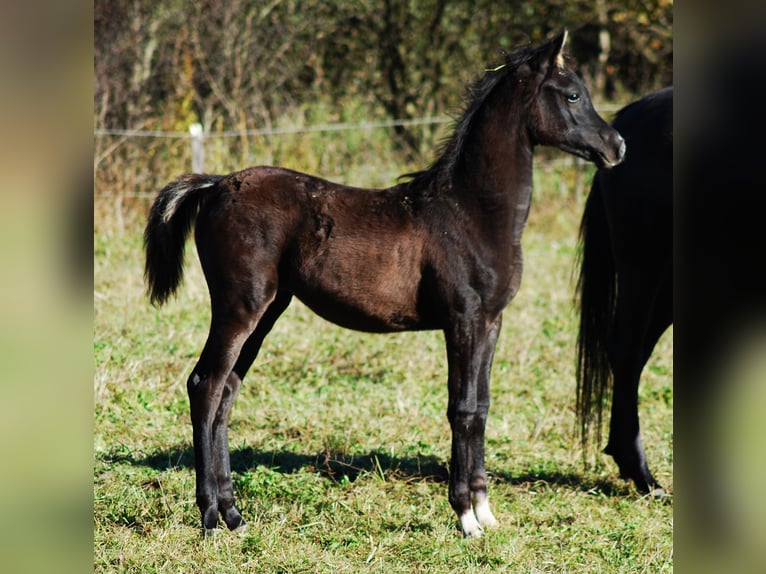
[566,92,581,103]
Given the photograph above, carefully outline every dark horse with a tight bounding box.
[145,31,625,538]
[575,87,672,496]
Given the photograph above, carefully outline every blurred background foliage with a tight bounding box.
[94,0,672,203]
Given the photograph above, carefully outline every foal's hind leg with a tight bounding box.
[188,316,257,535]
[188,284,279,535]
[210,292,292,533]
[211,369,246,531]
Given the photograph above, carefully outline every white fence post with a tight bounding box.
[190,123,204,172]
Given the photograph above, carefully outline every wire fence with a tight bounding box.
[93,104,623,139]
[93,116,455,140]
[94,108,621,202]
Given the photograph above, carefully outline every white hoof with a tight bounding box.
[460,511,483,538]
[472,492,498,529]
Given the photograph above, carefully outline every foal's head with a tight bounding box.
[510,30,626,169]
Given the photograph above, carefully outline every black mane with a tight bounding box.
[401,43,547,194]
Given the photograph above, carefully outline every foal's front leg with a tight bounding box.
[445,314,500,538]
[467,315,502,530]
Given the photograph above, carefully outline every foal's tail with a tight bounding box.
[574,175,615,451]
[144,173,224,305]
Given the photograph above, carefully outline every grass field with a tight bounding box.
[94,160,672,572]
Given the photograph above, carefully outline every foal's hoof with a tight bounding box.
[232,522,249,537]
[479,515,499,529]
[203,527,220,539]
[462,525,484,539]
[459,512,485,539]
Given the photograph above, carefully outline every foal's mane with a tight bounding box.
[401,42,549,195]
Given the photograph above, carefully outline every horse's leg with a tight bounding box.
[628,268,671,495]
[211,292,293,533]
[445,308,494,538]
[188,281,277,536]
[211,370,245,531]
[604,268,668,494]
[467,314,502,530]
[188,317,256,535]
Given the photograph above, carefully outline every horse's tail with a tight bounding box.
[144,173,225,306]
[574,174,616,452]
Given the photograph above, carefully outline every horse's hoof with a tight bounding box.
[481,516,499,529]
[649,487,671,502]
[459,512,484,539]
[472,493,498,529]
[232,522,249,537]
[463,527,483,539]
[203,527,219,539]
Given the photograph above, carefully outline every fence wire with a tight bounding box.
[94,111,613,200]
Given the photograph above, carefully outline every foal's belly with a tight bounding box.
[289,238,431,333]
[294,291,426,333]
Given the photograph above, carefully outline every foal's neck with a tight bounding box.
[454,113,535,245]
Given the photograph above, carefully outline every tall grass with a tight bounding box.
[94,133,672,572]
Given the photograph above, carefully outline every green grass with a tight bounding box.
[94,161,672,572]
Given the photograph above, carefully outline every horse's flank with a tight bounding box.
[201,166,434,332]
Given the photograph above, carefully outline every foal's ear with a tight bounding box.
[538,29,568,74]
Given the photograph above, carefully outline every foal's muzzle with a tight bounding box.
[597,130,626,169]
